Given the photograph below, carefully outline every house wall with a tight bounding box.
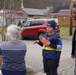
[58,16,70,26]
[58,16,76,26]
[20,10,46,19]
[20,11,28,19]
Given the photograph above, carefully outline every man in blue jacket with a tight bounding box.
[34,20,62,75]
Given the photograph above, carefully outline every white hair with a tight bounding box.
[6,24,21,40]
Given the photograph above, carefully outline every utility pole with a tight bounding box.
[69,0,73,35]
[21,0,24,8]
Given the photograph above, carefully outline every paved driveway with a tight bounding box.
[25,39,73,73]
[0,37,74,75]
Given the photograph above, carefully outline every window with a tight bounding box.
[30,22,39,26]
[38,22,45,25]
[22,21,30,27]
[22,21,45,27]
[62,17,66,21]
[30,21,45,26]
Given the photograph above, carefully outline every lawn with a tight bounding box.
[60,26,75,37]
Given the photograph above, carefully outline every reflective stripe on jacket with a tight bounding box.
[43,46,61,52]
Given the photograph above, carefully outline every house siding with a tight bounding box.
[58,9,76,26]
[58,16,70,26]
[58,16,76,26]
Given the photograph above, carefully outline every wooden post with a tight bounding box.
[69,0,73,35]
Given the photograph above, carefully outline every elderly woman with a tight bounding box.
[0,24,27,75]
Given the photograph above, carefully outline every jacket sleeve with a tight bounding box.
[71,28,76,55]
[50,38,62,49]
[57,38,62,50]
[38,41,43,46]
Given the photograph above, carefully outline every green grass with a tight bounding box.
[60,26,75,37]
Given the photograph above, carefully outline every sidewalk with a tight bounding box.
[58,58,75,75]
[0,58,74,75]
[35,58,75,75]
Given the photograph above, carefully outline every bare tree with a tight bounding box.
[1,0,7,42]
[1,0,21,42]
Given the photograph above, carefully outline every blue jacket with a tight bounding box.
[38,32,62,60]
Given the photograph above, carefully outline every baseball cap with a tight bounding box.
[47,20,57,29]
